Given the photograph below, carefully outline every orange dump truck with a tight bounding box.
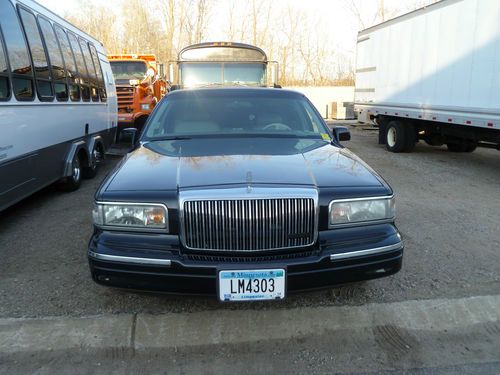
[108,54,168,133]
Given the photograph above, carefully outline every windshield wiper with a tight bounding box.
[144,136,193,142]
[226,81,261,86]
[192,82,261,88]
[194,83,225,88]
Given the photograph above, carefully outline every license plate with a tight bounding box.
[218,269,285,302]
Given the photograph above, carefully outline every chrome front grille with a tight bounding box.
[116,85,134,111]
[182,197,317,251]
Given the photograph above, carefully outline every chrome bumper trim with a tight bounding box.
[89,251,172,266]
[330,241,403,261]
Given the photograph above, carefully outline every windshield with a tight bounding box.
[110,61,147,79]
[180,63,266,87]
[143,92,330,140]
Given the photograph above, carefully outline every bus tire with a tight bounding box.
[385,121,408,153]
[82,143,103,179]
[59,153,82,191]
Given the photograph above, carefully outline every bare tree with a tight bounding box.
[61,0,438,87]
[182,0,212,45]
[225,1,238,41]
[63,1,119,52]
[157,0,176,61]
[225,1,250,42]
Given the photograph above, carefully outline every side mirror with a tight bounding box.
[168,63,175,83]
[333,126,351,142]
[158,63,165,78]
[119,127,138,147]
[269,61,279,87]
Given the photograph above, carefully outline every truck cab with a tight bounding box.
[108,54,167,134]
[169,42,279,89]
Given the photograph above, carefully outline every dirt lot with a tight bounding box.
[0,124,498,319]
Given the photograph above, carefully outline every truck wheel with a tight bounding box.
[59,153,82,191]
[385,121,410,152]
[377,117,388,144]
[446,141,476,152]
[403,122,416,152]
[424,134,444,146]
[446,143,465,152]
[464,142,477,152]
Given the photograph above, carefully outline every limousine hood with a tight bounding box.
[105,138,385,192]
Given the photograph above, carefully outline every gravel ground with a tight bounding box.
[0,125,499,319]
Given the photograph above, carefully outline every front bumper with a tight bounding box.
[88,223,403,296]
[117,113,135,126]
[117,109,152,127]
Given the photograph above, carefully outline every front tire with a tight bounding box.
[82,144,103,179]
[59,153,82,191]
[385,121,416,153]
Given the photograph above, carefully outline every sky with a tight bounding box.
[37,0,436,60]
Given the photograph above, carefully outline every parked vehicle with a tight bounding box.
[109,54,167,134]
[0,0,117,212]
[354,0,500,152]
[88,87,403,301]
[169,42,279,88]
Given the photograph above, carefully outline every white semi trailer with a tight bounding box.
[354,0,500,153]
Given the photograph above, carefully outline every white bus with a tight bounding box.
[0,0,117,211]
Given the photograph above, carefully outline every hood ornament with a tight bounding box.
[246,171,253,193]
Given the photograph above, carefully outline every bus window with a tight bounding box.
[18,7,53,100]
[89,44,106,101]
[80,38,98,102]
[38,16,68,101]
[54,25,79,101]
[0,1,34,101]
[67,32,89,101]
[0,29,10,100]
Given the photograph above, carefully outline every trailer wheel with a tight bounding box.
[447,141,477,152]
[464,143,477,152]
[403,122,416,152]
[447,143,465,152]
[376,116,388,144]
[385,121,413,152]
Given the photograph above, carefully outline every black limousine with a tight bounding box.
[89,88,403,301]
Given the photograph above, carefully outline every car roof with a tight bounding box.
[167,87,305,99]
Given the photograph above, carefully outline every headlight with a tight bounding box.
[141,103,150,110]
[329,196,395,227]
[129,79,140,86]
[93,202,168,231]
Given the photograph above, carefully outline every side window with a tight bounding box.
[38,17,67,101]
[67,32,89,101]
[0,1,34,101]
[18,6,53,101]
[89,43,106,101]
[0,28,10,100]
[80,38,98,101]
[54,25,79,101]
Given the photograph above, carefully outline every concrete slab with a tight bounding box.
[134,295,500,350]
[1,295,498,355]
[0,314,134,354]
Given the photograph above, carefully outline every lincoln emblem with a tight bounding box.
[246,171,253,193]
